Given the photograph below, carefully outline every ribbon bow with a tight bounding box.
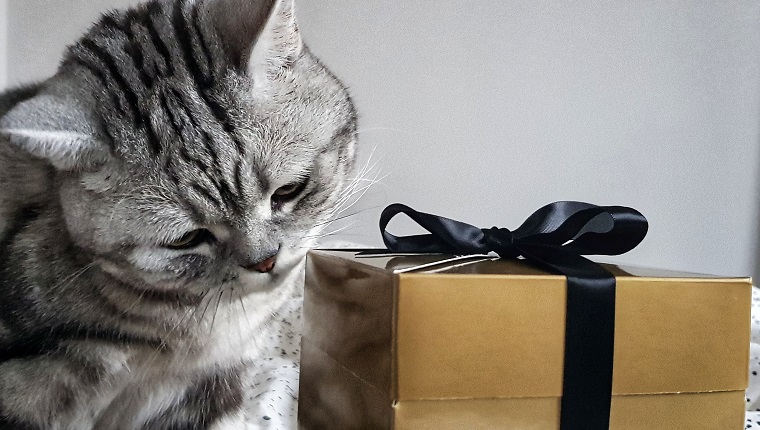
[379,201,648,430]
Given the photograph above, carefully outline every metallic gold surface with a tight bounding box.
[395,274,567,400]
[299,250,751,429]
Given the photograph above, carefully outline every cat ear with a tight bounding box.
[0,93,109,171]
[205,0,303,88]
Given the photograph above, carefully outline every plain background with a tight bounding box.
[2,0,759,279]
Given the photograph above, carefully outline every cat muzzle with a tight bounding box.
[247,255,277,273]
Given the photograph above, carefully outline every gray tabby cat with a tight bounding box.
[0,0,356,428]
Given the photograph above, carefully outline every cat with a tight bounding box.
[0,0,357,428]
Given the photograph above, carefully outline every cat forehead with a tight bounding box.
[42,0,354,215]
[61,0,351,160]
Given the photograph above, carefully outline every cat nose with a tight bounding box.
[242,251,278,273]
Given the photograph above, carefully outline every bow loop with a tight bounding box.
[482,227,520,259]
[379,201,647,260]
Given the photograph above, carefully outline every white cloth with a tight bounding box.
[743,287,760,428]
[243,296,302,429]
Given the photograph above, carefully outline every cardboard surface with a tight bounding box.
[299,250,752,429]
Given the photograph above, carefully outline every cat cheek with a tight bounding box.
[167,255,213,280]
[127,249,212,282]
[128,248,174,273]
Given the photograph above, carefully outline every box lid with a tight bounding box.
[345,250,735,279]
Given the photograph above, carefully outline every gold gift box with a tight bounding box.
[298,250,751,429]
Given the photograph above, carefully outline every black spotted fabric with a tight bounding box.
[744,288,760,428]
[244,296,301,429]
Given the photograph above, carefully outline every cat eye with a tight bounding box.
[271,179,309,208]
[164,229,215,250]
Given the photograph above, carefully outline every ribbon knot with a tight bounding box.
[482,227,520,258]
[378,201,648,430]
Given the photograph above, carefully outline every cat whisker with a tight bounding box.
[332,180,376,211]
[209,289,226,334]
[50,263,95,295]
[228,288,246,346]
[304,223,355,241]
[299,229,377,245]
[321,186,376,229]
[238,295,252,332]
[116,285,150,319]
[341,167,382,200]
[331,163,385,216]
[162,292,214,369]
[340,176,389,184]
[197,291,217,327]
[333,176,385,217]
[336,144,381,191]
[354,126,407,135]
[142,292,207,369]
[165,291,208,339]
[311,206,381,230]
[355,143,383,175]
[299,150,385,248]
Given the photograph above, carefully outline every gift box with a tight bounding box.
[298,250,751,429]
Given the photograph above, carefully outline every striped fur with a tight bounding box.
[0,0,357,428]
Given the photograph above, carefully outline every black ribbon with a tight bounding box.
[379,201,648,430]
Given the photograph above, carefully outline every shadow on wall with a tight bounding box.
[755,137,760,285]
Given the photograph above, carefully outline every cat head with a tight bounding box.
[0,0,357,294]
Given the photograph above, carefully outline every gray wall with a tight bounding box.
[0,0,6,88]
[5,1,760,278]
[7,0,137,82]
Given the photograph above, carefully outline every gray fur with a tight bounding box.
[0,0,356,428]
